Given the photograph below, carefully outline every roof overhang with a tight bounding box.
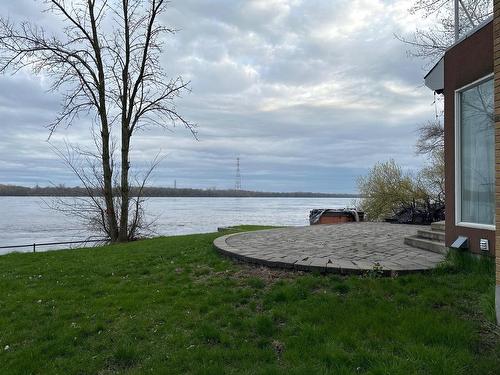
[423,16,493,94]
[424,57,444,94]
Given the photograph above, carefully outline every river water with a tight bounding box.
[0,196,355,254]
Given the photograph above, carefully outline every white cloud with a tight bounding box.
[0,0,437,192]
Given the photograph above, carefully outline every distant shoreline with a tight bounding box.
[0,184,361,199]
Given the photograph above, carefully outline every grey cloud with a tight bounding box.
[0,0,436,192]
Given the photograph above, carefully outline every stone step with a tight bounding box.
[404,235,447,255]
[430,221,445,232]
[417,229,445,242]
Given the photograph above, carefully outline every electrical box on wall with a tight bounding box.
[479,239,489,252]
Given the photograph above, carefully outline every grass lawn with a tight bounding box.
[0,226,499,374]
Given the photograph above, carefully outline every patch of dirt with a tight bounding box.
[230,262,304,286]
[191,260,304,286]
[454,297,500,352]
[477,319,500,347]
[471,310,500,351]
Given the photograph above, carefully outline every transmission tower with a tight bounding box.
[235,157,242,190]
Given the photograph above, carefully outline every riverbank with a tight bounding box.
[0,196,354,254]
[1,227,499,374]
[0,184,361,198]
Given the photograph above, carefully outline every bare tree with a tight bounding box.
[416,120,444,155]
[415,101,445,204]
[0,0,195,242]
[48,138,162,241]
[418,149,445,205]
[398,0,492,62]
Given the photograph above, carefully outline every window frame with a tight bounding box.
[454,73,495,231]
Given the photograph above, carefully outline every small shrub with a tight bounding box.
[364,262,385,278]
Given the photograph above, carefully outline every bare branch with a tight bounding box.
[0,0,193,243]
[399,0,492,63]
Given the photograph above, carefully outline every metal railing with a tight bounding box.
[0,239,108,253]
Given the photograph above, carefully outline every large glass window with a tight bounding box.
[458,77,494,226]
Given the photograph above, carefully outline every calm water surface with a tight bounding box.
[0,196,354,254]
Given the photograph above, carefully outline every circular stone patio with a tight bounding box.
[214,222,446,275]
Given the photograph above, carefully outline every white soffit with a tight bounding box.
[424,57,444,93]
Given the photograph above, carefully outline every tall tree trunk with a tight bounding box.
[119,132,130,241]
[118,0,131,242]
[89,0,119,242]
[101,124,119,242]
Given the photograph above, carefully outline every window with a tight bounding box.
[456,76,494,227]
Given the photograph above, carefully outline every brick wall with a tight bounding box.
[495,0,500,323]
[495,0,500,288]
[444,22,493,254]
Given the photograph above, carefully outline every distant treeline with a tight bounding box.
[0,184,361,198]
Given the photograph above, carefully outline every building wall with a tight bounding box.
[494,0,500,323]
[444,21,494,255]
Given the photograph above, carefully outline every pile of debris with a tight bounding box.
[385,203,445,225]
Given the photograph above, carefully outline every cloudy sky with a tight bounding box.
[0,0,438,193]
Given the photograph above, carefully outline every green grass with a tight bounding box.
[0,226,499,374]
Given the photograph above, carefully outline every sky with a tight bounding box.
[0,0,440,193]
